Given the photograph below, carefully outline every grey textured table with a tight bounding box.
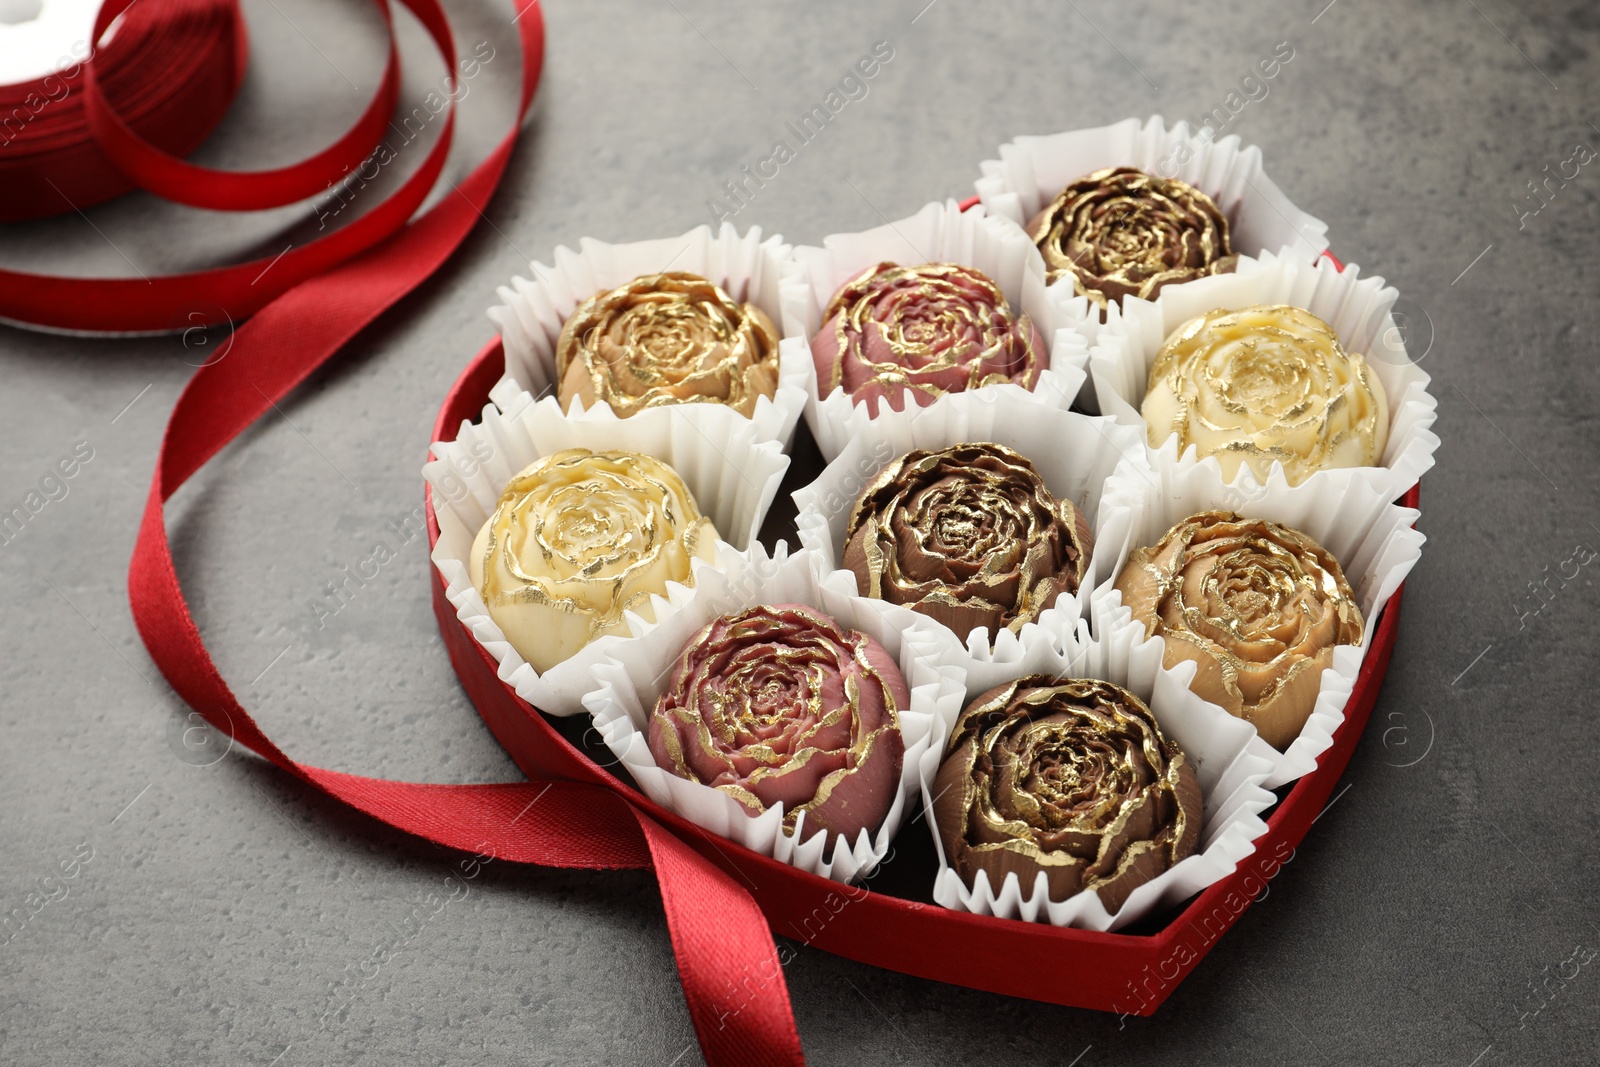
[3,1,1598,1064]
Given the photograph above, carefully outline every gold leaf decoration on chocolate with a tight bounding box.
[1113,510,1363,750]
[932,676,1202,912]
[647,603,907,846]
[471,448,718,673]
[1141,304,1389,486]
[810,262,1046,416]
[1027,166,1237,305]
[842,443,1091,641]
[556,271,780,417]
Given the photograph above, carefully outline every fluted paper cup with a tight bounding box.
[584,546,966,884]
[975,115,1329,337]
[486,222,811,447]
[1088,249,1439,502]
[792,393,1143,669]
[793,199,1092,461]
[922,622,1276,931]
[1088,452,1425,787]
[424,392,789,717]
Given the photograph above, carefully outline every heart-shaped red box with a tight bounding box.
[424,329,1417,1018]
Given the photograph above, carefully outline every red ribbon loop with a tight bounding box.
[81,0,403,211]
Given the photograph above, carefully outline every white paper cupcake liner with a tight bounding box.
[485,222,812,448]
[791,395,1144,670]
[423,393,790,717]
[792,199,1092,462]
[582,546,967,885]
[1088,249,1440,502]
[974,115,1330,338]
[1087,453,1425,788]
[923,621,1276,932]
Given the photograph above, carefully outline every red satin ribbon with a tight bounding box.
[2,0,440,333]
[82,0,402,211]
[108,2,806,1063]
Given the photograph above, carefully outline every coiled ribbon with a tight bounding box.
[5,0,429,334]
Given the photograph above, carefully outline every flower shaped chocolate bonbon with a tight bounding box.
[933,676,1202,912]
[647,603,907,848]
[471,449,717,673]
[556,271,780,417]
[811,261,1046,415]
[1028,166,1237,306]
[842,443,1091,641]
[1140,304,1389,486]
[1113,510,1364,750]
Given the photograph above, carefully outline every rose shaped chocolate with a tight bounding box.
[842,443,1092,641]
[471,449,718,673]
[1114,511,1364,750]
[648,603,907,847]
[556,271,780,417]
[1027,166,1238,306]
[932,676,1202,911]
[811,262,1046,416]
[1141,305,1389,486]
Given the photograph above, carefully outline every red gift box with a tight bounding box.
[426,326,1417,1018]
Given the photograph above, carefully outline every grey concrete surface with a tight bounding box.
[3,0,1599,1064]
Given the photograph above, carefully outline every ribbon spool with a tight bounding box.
[0,0,445,334]
[0,0,244,222]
